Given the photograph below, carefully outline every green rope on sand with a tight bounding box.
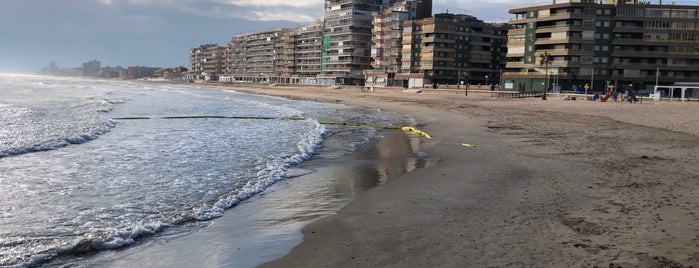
[112,116,432,139]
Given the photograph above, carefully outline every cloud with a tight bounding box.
[251,10,316,23]
[92,0,323,22]
[230,0,321,8]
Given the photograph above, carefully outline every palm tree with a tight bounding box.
[539,52,552,100]
[458,70,470,95]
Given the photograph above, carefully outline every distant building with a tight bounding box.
[397,13,508,88]
[503,0,699,93]
[161,66,188,80]
[189,44,226,81]
[98,66,124,79]
[38,61,60,76]
[82,60,101,77]
[120,66,159,79]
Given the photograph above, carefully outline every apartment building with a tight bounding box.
[293,22,325,84]
[504,0,699,93]
[397,13,508,88]
[226,36,247,81]
[273,29,297,84]
[246,30,279,82]
[319,0,432,85]
[365,0,432,87]
[189,44,226,81]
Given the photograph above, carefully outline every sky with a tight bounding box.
[0,0,677,74]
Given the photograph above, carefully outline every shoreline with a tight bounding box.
[219,84,699,267]
[84,84,427,267]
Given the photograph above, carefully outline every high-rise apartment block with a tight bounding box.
[293,22,325,84]
[397,13,508,88]
[365,0,432,87]
[225,28,323,84]
[226,30,295,83]
[319,0,432,85]
[189,44,226,81]
[504,0,699,92]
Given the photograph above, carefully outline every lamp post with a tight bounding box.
[485,75,488,90]
[539,52,552,100]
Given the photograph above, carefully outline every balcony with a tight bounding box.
[613,50,669,58]
[535,25,573,33]
[611,38,645,45]
[612,25,644,33]
[509,28,526,35]
[537,12,574,21]
[535,37,574,45]
[505,62,527,69]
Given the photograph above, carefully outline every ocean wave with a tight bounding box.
[13,221,167,268]
[0,96,122,159]
[10,119,327,268]
[0,119,116,159]
[194,119,327,221]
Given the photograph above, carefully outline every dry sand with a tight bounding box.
[214,84,699,267]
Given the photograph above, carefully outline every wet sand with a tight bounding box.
[222,85,699,267]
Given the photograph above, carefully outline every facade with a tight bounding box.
[504,0,699,93]
[227,29,294,83]
[274,29,297,84]
[397,13,508,88]
[365,0,432,87]
[242,30,277,82]
[189,44,226,81]
[226,36,247,81]
[293,22,325,84]
[320,0,433,85]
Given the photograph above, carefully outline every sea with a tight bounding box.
[0,74,425,267]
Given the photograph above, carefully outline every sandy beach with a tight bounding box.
[215,84,699,267]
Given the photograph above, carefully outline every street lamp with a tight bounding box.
[539,52,552,100]
[485,75,488,89]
